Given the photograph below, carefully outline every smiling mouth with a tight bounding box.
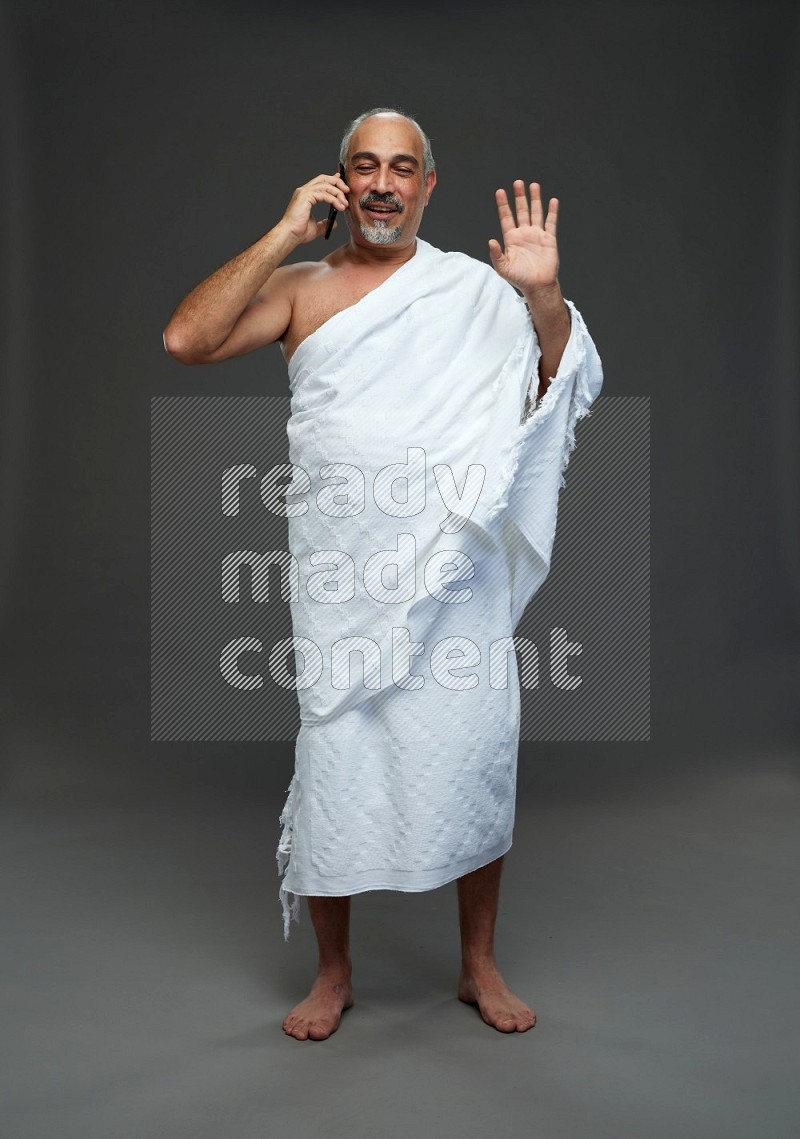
[363,202,402,218]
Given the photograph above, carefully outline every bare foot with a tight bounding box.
[282,968,354,1041]
[458,961,536,1032]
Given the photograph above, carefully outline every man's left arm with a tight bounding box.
[488,179,571,399]
[523,282,572,399]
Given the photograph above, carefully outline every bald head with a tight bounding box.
[339,107,435,179]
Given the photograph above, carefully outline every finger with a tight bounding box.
[330,172,350,196]
[544,197,559,236]
[487,237,504,269]
[495,189,515,235]
[308,177,348,209]
[323,180,349,208]
[313,184,348,210]
[529,182,543,229]
[513,179,530,227]
[309,174,338,191]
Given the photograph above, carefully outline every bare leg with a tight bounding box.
[456,855,536,1032]
[282,895,354,1041]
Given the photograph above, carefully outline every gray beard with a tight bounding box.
[359,217,403,245]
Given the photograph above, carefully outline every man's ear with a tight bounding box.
[424,168,437,204]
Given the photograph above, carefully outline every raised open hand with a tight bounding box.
[488,180,560,293]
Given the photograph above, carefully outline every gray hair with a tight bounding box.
[339,106,436,179]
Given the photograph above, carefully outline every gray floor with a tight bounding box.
[2,707,798,1139]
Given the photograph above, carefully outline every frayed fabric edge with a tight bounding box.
[479,315,542,532]
[276,774,301,941]
[482,299,597,529]
[556,308,595,493]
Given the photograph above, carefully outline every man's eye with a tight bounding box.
[395,168,413,175]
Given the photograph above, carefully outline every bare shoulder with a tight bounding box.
[254,258,333,306]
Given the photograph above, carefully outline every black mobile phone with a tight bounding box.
[324,162,346,240]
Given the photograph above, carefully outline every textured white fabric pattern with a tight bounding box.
[275,237,603,939]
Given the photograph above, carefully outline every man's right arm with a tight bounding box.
[162,172,349,365]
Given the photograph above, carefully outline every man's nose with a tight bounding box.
[371,165,394,194]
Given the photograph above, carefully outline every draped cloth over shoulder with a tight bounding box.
[275,238,603,939]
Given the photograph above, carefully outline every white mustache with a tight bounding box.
[360,197,404,212]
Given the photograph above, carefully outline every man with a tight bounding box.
[163,107,602,1041]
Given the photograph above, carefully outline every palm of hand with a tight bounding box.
[489,180,560,292]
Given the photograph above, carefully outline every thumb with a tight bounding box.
[488,238,505,273]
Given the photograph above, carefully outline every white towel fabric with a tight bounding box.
[275,237,603,940]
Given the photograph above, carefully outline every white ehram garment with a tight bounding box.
[275,237,603,939]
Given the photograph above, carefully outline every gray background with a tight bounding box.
[1,1,798,1137]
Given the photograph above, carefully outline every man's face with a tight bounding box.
[344,114,436,249]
